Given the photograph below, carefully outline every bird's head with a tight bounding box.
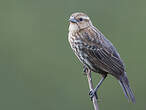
[69,12,92,32]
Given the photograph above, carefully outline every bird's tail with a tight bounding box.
[119,74,135,103]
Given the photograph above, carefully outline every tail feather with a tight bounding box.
[119,81,129,100]
[119,75,136,103]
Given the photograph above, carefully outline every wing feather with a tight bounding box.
[79,27,125,77]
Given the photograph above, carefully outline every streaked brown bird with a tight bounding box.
[68,12,135,103]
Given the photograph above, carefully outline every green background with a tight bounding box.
[0,0,145,110]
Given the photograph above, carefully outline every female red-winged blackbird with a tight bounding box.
[68,12,135,103]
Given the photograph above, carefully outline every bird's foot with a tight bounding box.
[83,65,88,75]
[89,89,98,101]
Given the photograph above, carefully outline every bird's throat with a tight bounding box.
[69,23,79,33]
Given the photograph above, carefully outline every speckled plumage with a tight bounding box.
[68,12,135,103]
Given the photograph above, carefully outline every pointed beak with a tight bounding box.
[69,17,78,23]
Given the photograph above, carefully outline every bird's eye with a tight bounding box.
[79,18,83,21]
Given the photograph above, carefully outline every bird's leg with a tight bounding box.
[83,65,88,75]
[89,74,107,99]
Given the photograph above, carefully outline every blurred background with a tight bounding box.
[0,0,145,110]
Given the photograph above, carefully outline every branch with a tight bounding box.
[86,70,99,110]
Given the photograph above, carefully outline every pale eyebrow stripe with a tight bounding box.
[82,16,89,20]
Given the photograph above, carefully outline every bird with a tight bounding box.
[68,12,135,103]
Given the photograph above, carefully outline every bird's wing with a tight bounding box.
[79,27,125,77]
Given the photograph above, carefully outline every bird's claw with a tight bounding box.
[83,65,88,75]
[89,90,98,101]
